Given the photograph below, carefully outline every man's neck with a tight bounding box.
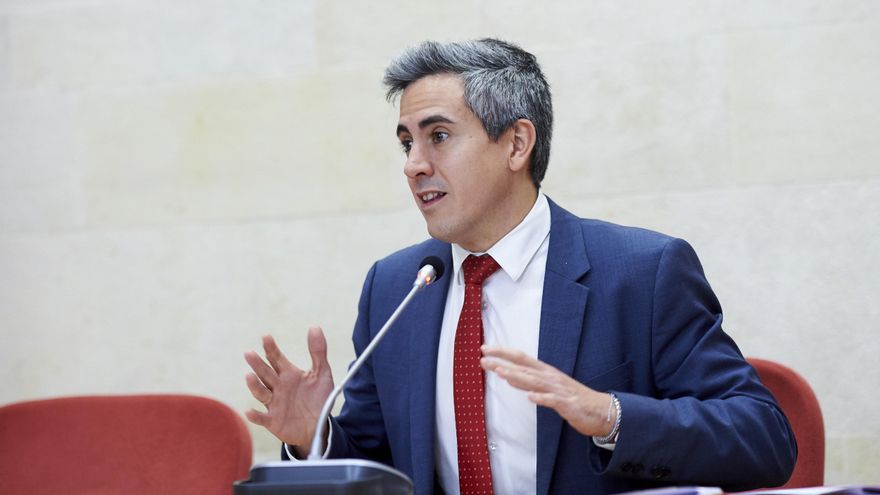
[457,187,539,253]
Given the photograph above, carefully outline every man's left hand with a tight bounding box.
[481,345,616,438]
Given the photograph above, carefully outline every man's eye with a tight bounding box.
[400,139,413,154]
[432,131,449,143]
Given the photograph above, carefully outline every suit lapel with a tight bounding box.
[407,246,452,494]
[400,203,590,494]
[536,200,591,495]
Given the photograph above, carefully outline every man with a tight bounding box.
[244,39,797,494]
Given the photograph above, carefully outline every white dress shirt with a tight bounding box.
[294,192,614,477]
[434,193,551,495]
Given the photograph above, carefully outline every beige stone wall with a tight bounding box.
[1,0,878,485]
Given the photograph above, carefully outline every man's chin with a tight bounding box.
[425,222,455,244]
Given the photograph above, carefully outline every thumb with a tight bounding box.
[307,326,330,373]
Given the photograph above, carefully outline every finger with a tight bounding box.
[307,326,330,373]
[490,355,575,395]
[244,408,271,428]
[263,334,300,374]
[244,350,279,390]
[481,356,529,377]
[480,356,502,372]
[245,372,273,405]
[492,363,552,393]
[481,345,549,370]
[528,391,563,409]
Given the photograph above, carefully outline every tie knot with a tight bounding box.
[462,254,501,286]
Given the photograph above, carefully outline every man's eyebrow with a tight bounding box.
[396,115,455,137]
[418,115,454,128]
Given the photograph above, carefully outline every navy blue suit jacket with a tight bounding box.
[301,199,796,493]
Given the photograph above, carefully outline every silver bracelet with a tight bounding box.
[595,393,621,445]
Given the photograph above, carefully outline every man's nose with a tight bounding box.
[404,144,432,178]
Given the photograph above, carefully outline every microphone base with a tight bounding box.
[233,459,413,495]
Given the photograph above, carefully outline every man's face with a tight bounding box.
[397,74,518,252]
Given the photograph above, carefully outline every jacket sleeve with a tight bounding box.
[592,238,797,491]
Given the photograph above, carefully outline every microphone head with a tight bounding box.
[420,256,445,282]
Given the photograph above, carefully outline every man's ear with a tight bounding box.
[508,118,537,174]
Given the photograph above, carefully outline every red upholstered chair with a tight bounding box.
[748,358,825,488]
[0,394,252,494]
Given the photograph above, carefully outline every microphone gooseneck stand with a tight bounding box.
[234,257,445,495]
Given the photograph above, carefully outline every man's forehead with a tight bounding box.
[398,74,468,123]
[404,73,464,92]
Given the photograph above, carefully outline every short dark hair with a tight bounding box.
[383,38,553,187]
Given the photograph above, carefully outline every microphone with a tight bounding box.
[417,255,445,287]
[235,257,446,494]
[307,256,445,460]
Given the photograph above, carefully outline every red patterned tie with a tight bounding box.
[454,254,501,495]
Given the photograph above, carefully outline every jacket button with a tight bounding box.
[621,462,633,473]
[651,466,670,479]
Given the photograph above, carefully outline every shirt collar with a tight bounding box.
[451,193,551,285]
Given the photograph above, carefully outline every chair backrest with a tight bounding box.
[0,394,252,494]
[748,358,825,488]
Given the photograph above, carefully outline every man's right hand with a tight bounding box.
[244,326,335,455]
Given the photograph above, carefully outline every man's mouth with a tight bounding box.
[419,191,447,204]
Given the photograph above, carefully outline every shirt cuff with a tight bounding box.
[284,419,334,460]
[592,433,618,451]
